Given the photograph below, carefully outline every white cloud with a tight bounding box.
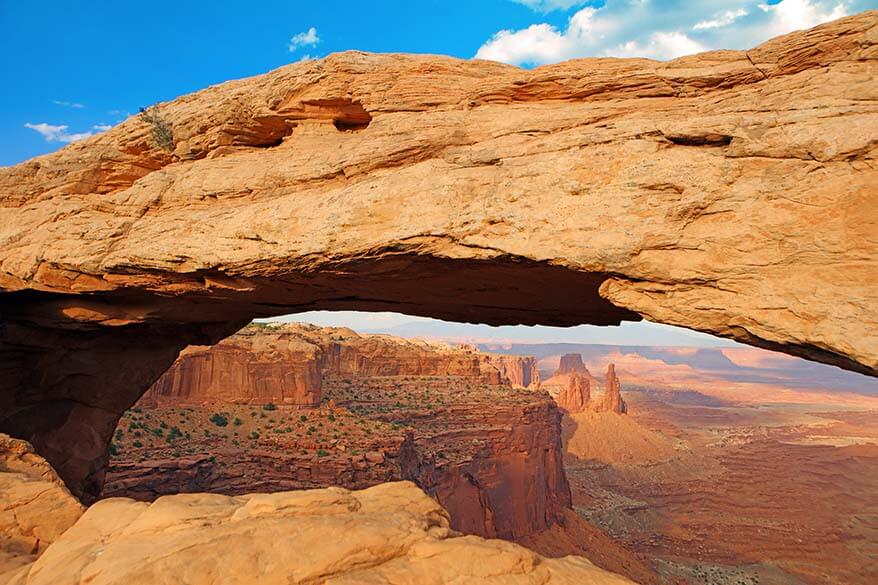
[693,8,749,30]
[92,124,113,131]
[758,0,848,37]
[24,122,93,143]
[288,26,319,53]
[52,100,84,109]
[610,31,708,60]
[480,0,857,65]
[296,54,316,63]
[512,0,591,11]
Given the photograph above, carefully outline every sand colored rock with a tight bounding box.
[140,323,540,407]
[556,354,590,377]
[595,364,627,414]
[548,356,626,415]
[141,327,324,407]
[1,13,877,499]
[0,435,84,577]
[4,482,634,585]
[556,373,591,413]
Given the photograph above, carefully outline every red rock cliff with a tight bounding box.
[593,364,627,414]
[483,354,541,389]
[140,324,543,407]
[413,398,571,540]
[140,327,324,407]
[556,373,591,413]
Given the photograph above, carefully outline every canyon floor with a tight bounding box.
[562,390,878,585]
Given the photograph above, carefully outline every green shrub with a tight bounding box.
[249,431,260,439]
[209,413,229,427]
[139,106,175,152]
[316,449,329,457]
[263,402,277,411]
[108,443,119,456]
[233,417,243,426]
[132,440,143,448]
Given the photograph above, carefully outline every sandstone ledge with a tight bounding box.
[1,12,876,500]
[2,481,634,585]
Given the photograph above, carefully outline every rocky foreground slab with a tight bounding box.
[0,433,633,585]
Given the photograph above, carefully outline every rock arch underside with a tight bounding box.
[1,12,877,502]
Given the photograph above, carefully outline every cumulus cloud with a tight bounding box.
[479,0,856,65]
[288,26,319,52]
[693,8,749,30]
[24,121,113,143]
[24,122,92,143]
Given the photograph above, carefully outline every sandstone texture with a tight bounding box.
[3,481,634,585]
[1,13,876,499]
[141,323,539,407]
[141,328,323,407]
[548,355,627,415]
[0,435,83,576]
[106,358,571,542]
[556,373,591,413]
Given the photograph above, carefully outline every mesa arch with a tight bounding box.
[1,12,876,501]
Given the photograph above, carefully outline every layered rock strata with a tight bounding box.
[0,434,83,575]
[2,14,877,499]
[2,479,635,584]
[107,369,572,542]
[556,373,591,413]
[140,323,539,408]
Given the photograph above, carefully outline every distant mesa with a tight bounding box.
[141,323,541,409]
[556,353,590,376]
[548,353,626,415]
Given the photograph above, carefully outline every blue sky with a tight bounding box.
[3,0,873,346]
[3,0,874,166]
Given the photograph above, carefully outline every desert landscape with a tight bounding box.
[91,322,878,584]
[2,5,877,585]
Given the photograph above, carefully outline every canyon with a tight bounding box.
[106,324,569,540]
[0,11,877,585]
[1,13,877,504]
[140,323,539,408]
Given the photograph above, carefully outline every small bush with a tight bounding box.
[249,431,260,439]
[139,106,175,152]
[316,449,329,457]
[210,413,229,427]
[263,402,277,411]
[233,417,243,426]
[108,443,119,456]
[132,440,143,448]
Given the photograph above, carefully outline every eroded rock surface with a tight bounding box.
[1,13,877,499]
[104,324,571,542]
[0,435,83,577]
[4,482,634,585]
[557,373,592,413]
[141,323,539,407]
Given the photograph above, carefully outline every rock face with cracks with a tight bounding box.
[1,13,877,500]
[2,481,635,585]
[0,434,84,576]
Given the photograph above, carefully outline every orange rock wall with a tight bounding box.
[140,324,540,407]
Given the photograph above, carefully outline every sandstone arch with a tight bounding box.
[1,12,876,500]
